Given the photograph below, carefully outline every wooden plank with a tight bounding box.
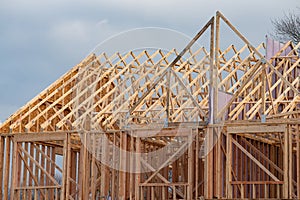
[129,135,134,200]
[216,129,222,198]
[83,134,90,200]
[6,54,96,131]
[78,139,83,199]
[129,17,214,115]
[195,131,199,199]
[226,133,232,198]
[33,144,62,172]
[90,134,96,200]
[18,147,46,199]
[297,124,300,199]
[14,132,66,142]
[187,133,193,199]
[217,61,263,119]
[0,136,4,199]
[166,66,171,123]
[283,127,289,198]
[50,147,56,199]
[45,146,54,198]
[143,141,188,184]
[132,128,195,137]
[101,133,109,198]
[216,11,299,95]
[240,137,283,175]
[253,184,256,199]
[231,181,284,184]
[135,137,141,200]
[27,55,102,131]
[18,144,59,185]
[0,11,298,200]
[15,185,61,190]
[111,133,116,200]
[60,133,68,199]
[71,52,155,128]
[288,125,293,198]
[21,142,28,200]
[10,140,19,199]
[66,133,72,199]
[3,137,11,200]
[171,70,206,117]
[140,183,189,187]
[227,124,286,134]
[205,127,213,198]
[28,142,34,200]
[231,137,280,181]
[40,145,45,200]
[119,133,127,199]
[140,158,170,184]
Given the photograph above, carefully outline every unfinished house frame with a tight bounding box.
[0,11,299,199]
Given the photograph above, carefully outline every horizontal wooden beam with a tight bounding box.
[140,183,189,187]
[227,124,286,133]
[231,181,284,185]
[13,132,66,142]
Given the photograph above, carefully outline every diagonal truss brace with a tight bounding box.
[129,17,215,119]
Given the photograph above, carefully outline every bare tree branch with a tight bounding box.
[271,10,300,44]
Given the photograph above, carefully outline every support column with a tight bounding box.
[50,146,56,199]
[11,139,19,199]
[288,125,293,198]
[216,127,222,198]
[28,142,34,200]
[187,132,194,199]
[297,124,300,199]
[3,137,11,200]
[66,133,72,200]
[204,127,213,198]
[283,127,289,198]
[100,133,110,198]
[79,132,90,200]
[0,136,4,199]
[129,135,134,200]
[135,137,141,200]
[119,132,127,200]
[61,133,68,200]
[111,133,116,199]
[226,132,232,198]
[195,131,199,199]
[90,133,96,199]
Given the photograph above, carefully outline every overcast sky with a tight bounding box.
[0,0,299,122]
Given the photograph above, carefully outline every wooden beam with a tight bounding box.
[119,133,127,199]
[14,132,66,142]
[18,144,59,185]
[0,136,4,199]
[231,137,280,182]
[227,124,286,134]
[18,146,46,199]
[187,133,193,199]
[135,137,141,200]
[226,133,232,198]
[205,127,214,198]
[288,125,293,198]
[297,124,300,198]
[143,141,189,184]
[283,127,289,198]
[216,11,299,95]
[240,137,283,175]
[10,139,19,199]
[129,17,214,114]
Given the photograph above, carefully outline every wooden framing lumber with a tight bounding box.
[0,11,299,200]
